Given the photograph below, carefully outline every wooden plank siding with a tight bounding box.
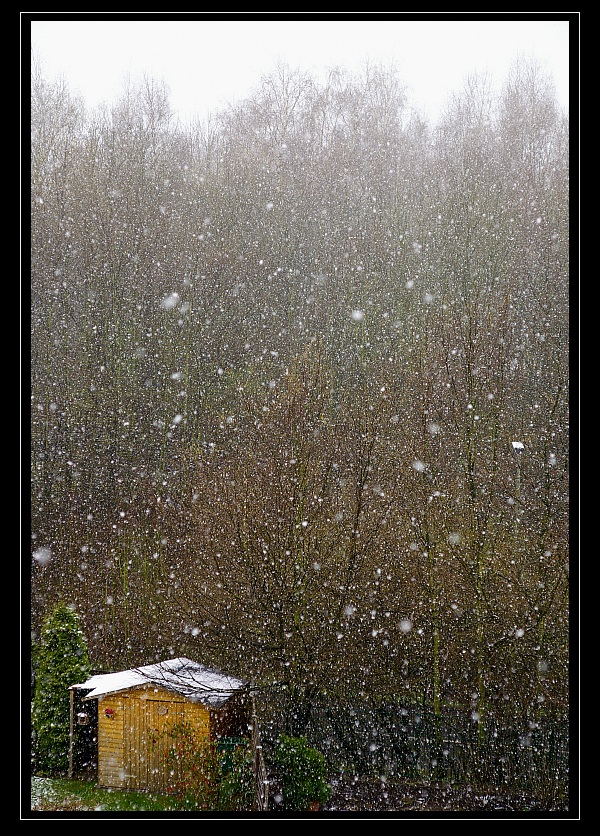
[97,686,213,793]
[97,695,126,788]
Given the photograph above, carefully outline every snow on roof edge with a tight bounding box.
[71,657,248,708]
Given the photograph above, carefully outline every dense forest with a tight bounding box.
[30,56,569,751]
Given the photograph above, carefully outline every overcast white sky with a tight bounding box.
[28,17,575,127]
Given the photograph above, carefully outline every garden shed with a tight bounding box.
[69,657,253,795]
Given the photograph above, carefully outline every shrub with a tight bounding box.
[274,735,332,810]
[165,722,254,811]
[32,603,90,774]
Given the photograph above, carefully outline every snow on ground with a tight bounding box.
[30,777,62,809]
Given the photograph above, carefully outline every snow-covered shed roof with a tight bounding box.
[71,657,247,709]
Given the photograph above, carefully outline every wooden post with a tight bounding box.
[251,696,269,811]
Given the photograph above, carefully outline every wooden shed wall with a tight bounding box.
[96,685,233,794]
[97,694,126,789]
[209,691,252,739]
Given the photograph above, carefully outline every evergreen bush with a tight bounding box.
[274,734,332,810]
[31,603,90,774]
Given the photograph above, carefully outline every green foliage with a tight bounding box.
[165,722,254,811]
[31,776,189,812]
[30,633,38,698]
[274,735,332,810]
[32,603,90,775]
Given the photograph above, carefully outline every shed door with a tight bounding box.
[124,697,184,793]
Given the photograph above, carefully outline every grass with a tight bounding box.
[30,775,189,813]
